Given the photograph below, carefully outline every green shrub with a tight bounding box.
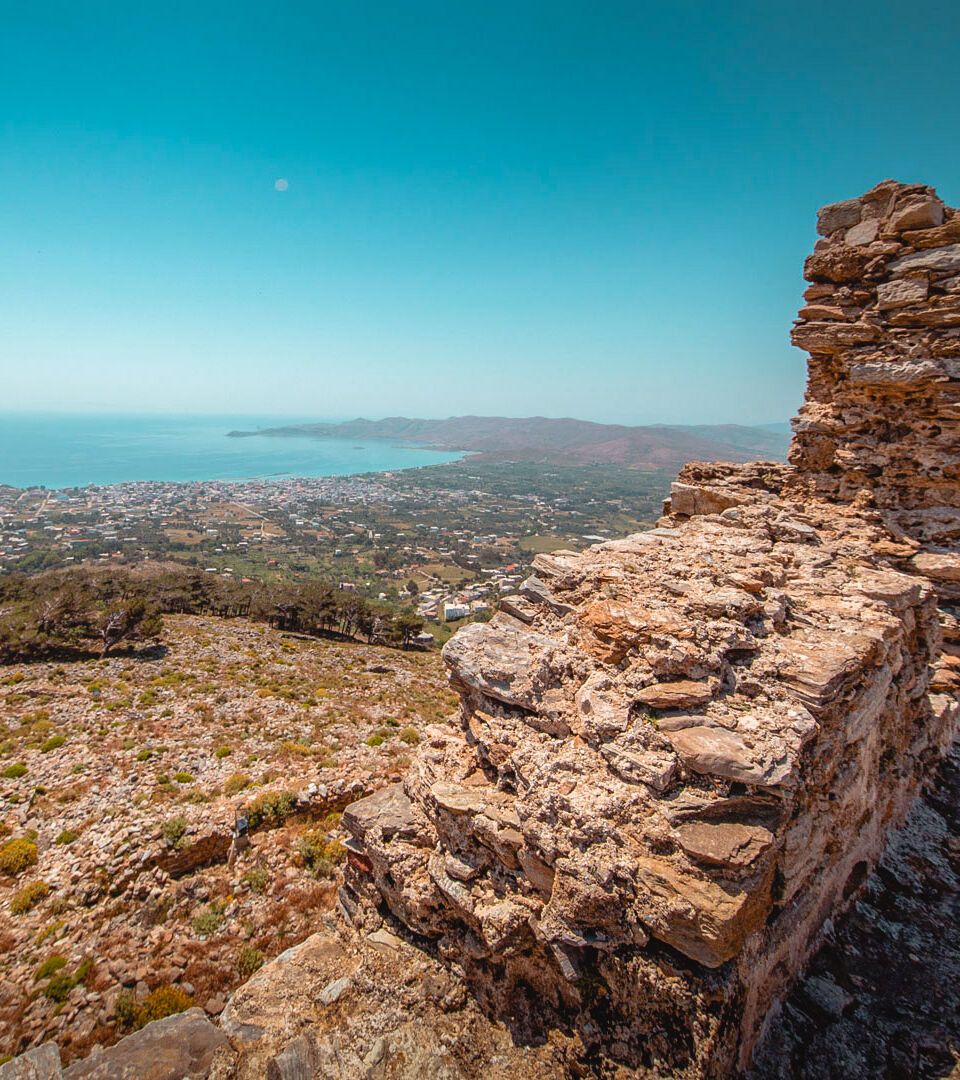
[191,904,222,937]
[44,971,75,1002]
[366,734,384,747]
[161,814,188,849]
[399,727,420,745]
[244,790,296,830]
[297,830,346,879]
[138,984,192,1025]
[40,735,66,753]
[223,772,250,797]
[173,771,194,784]
[280,740,312,757]
[236,946,264,979]
[1,763,27,779]
[34,954,67,981]
[136,749,153,762]
[214,745,232,759]
[115,989,138,1029]
[11,880,50,914]
[41,956,92,1002]
[35,920,64,945]
[55,829,79,846]
[116,984,192,1031]
[241,866,269,894]
[0,838,38,876]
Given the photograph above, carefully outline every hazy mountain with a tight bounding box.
[229,415,791,470]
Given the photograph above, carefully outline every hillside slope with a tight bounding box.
[0,616,454,1064]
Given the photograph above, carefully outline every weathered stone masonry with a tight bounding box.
[790,179,960,599]
[341,181,960,1075]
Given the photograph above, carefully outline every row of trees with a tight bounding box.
[0,566,426,664]
[0,572,162,662]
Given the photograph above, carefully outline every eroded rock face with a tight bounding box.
[344,472,954,1072]
[336,180,960,1077]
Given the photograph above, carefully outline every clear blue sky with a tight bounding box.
[2,1,958,425]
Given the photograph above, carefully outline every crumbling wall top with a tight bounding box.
[789,179,960,593]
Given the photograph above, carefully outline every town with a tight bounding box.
[0,460,669,644]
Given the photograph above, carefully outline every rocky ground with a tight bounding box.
[0,615,456,1065]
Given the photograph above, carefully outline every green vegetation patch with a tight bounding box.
[223,772,250,796]
[241,866,269,893]
[0,837,38,877]
[191,903,223,937]
[11,880,50,915]
[297,828,346,880]
[34,954,68,981]
[161,814,188,849]
[236,946,264,979]
[116,984,192,1031]
[244,789,297,830]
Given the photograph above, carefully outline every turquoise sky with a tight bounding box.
[2,1,958,424]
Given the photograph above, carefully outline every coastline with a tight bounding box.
[0,413,466,491]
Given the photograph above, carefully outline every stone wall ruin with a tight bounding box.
[341,180,960,1076]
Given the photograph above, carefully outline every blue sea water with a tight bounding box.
[0,413,463,489]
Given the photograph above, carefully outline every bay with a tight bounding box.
[0,413,463,489]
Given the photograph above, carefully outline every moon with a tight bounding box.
[274,178,289,192]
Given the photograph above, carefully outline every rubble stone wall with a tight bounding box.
[342,181,960,1075]
[789,179,960,599]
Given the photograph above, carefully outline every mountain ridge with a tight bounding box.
[228,415,790,470]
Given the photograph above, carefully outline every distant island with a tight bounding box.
[228,415,790,471]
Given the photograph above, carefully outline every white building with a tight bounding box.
[443,602,471,621]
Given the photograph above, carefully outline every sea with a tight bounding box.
[0,413,463,490]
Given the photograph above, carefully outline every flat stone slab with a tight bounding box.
[342,783,417,841]
[0,1043,62,1080]
[62,1009,228,1079]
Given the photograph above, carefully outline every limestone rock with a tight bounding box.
[889,241,960,274]
[635,678,715,710]
[342,783,419,843]
[911,551,960,583]
[875,277,928,309]
[817,198,862,236]
[675,820,773,869]
[265,1034,319,1080]
[62,1009,228,1078]
[888,195,945,233]
[0,1044,62,1080]
[666,725,792,787]
[441,622,566,711]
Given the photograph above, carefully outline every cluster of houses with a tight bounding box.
[414,563,525,623]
